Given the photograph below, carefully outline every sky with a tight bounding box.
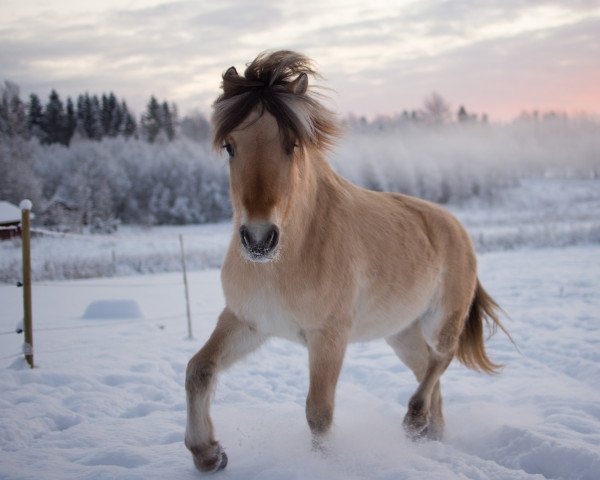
[1,0,600,121]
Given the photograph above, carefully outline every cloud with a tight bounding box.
[0,0,599,119]
[330,13,600,119]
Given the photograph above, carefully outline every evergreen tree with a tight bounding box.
[76,94,86,138]
[27,93,46,142]
[120,101,137,138]
[89,95,103,140]
[75,93,100,140]
[101,92,121,136]
[457,105,468,123]
[101,93,110,135]
[141,96,161,143]
[160,101,176,141]
[64,97,77,144]
[109,94,123,137]
[43,90,66,144]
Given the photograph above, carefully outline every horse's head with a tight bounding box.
[212,50,340,263]
[222,107,298,262]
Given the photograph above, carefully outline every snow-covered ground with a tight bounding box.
[1,175,599,478]
[1,242,599,479]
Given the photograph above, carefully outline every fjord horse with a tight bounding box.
[185,50,509,472]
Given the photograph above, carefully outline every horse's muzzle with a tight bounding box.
[239,223,279,261]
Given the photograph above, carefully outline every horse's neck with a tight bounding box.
[285,150,344,252]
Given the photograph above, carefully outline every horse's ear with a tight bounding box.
[287,73,308,95]
[224,66,238,79]
[222,66,239,96]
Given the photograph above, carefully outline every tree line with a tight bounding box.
[28,90,177,145]
[1,81,211,146]
[0,81,217,231]
[344,92,489,132]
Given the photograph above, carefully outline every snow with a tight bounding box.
[82,300,144,320]
[0,221,232,282]
[1,244,599,479]
[18,200,32,212]
[0,201,21,224]
[1,172,599,479]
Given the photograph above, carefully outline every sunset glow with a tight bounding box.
[1,0,599,120]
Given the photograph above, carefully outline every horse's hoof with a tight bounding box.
[311,435,329,456]
[425,423,444,441]
[404,424,428,442]
[190,443,228,473]
[403,414,429,442]
[217,449,228,471]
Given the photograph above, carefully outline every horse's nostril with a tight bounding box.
[239,226,251,250]
[266,226,279,251]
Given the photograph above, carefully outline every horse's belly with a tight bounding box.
[349,304,419,342]
[348,281,436,342]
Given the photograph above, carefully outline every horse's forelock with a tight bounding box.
[212,50,340,151]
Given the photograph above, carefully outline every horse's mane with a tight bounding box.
[212,50,340,152]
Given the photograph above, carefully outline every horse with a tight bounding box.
[185,50,510,473]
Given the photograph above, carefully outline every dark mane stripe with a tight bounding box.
[212,50,341,151]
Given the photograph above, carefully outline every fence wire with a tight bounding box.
[0,311,204,337]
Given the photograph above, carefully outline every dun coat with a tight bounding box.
[185,50,510,473]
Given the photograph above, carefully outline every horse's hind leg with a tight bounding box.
[185,308,266,472]
[405,350,452,441]
[386,322,451,440]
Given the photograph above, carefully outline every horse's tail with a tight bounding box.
[456,280,512,374]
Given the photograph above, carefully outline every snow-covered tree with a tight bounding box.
[180,112,211,142]
[423,92,451,125]
[0,81,27,139]
[0,81,40,205]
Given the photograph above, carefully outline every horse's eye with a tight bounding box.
[285,142,298,156]
[223,143,235,157]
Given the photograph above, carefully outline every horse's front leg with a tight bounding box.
[305,326,348,441]
[185,308,266,473]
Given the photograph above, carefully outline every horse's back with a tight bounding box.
[346,183,476,280]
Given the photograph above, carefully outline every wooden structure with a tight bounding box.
[0,201,22,240]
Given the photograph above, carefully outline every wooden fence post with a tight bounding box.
[112,249,117,275]
[20,199,34,368]
[179,234,193,339]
